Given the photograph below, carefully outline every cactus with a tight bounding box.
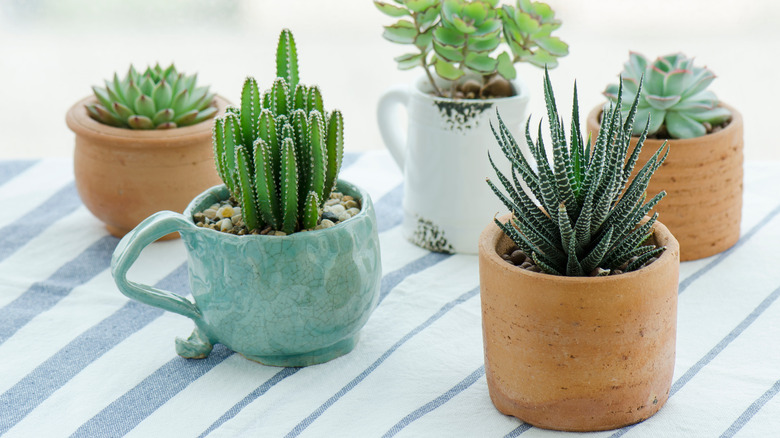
[86,64,217,129]
[375,0,568,98]
[604,52,732,139]
[212,29,344,235]
[487,69,668,276]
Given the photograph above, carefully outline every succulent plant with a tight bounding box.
[212,29,344,235]
[604,52,731,139]
[487,69,668,276]
[87,64,217,129]
[375,0,568,99]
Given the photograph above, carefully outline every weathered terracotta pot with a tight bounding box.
[478,215,679,432]
[66,96,229,239]
[586,104,743,261]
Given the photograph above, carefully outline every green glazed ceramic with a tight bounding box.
[111,180,382,367]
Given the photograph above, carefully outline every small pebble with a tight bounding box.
[320,219,335,228]
[193,212,205,222]
[325,198,340,206]
[328,204,346,214]
[217,205,234,219]
[209,203,220,210]
[342,195,353,202]
[510,250,526,265]
[520,261,532,270]
[203,208,217,219]
[330,192,343,199]
[344,200,358,209]
[337,212,352,222]
[218,218,233,232]
[527,265,542,273]
[347,207,360,216]
[272,231,287,236]
[322,211,339,222]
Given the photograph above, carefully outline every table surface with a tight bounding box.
[0,152,779,438]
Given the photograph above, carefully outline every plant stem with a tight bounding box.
[413,12,443,97]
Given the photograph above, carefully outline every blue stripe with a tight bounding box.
[0,182,82,265]
[504,424,533,437]
[375,184,403,232]
[72,345,234,438]
[197,367,302,438]
[0,160,37,186]
[383,365,485,438]
[679,200,780,295]
[379,252,450,305]
[721,379,780,438]
[197,252,453,435]
[0,235,118,344]
[609,284,780,438]
[0,264,188,435]
[284,285,481,438]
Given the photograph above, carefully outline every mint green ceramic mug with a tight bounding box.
[111,180,381,367]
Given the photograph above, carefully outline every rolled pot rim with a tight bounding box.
[183,178,373,240]
[479,213,680,284]
[585,102,742,145]
[65,95,230,144]
[409,74,531,105]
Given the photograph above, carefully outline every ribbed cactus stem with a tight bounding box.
[280,138,299,234]
[276,28,299,91]
[323,110,344,204]
[302,191,320,230]
[253,138,280,230]
[241,77,261,147]
[235,146,260,231]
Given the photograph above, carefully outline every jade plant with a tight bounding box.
[604,52,731,139]
[212,29,344,235]
[375,0,568,98]
[487,69,668,276]
[87,64,217,129]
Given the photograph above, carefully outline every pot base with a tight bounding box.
[241,335,359,367]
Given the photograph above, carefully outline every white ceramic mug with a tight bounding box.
[377,76,530,254]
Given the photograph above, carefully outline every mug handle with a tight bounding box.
[111,210,202,323]
[377,83,411,170]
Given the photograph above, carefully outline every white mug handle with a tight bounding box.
[377,84,411,170]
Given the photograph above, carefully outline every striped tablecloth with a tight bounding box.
[0,152,779,438]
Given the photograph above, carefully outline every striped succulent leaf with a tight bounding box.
[211,29,345,234]
[487,68,668,276]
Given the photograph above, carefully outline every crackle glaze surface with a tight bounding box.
[111,180,381,367]
[377,76,530,254]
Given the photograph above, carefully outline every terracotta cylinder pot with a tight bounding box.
[66,96,229,239]
[478,215,680,432]
[586,104,743,261]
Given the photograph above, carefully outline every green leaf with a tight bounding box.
[170,89,189,115]
[152,108,175,125]
[151,80,173,110]
[451,16,477,33]
[174,109,198,126]
[395,52,425,70]
[405,0,435,13]
[91,86,112,110]
[527,49,559,68]
[468,35,501,53]
[415,28,434,49]
[191,107,217,126]
[112,102,134,121]
[496,51,517,80]
[374,1,410,17]
[127,115,153,129]
[512,11,540,34]
[382,20,418,44]
[133,95,156,118]
[464,52,498,73]
[433,40,464,62]
[433,56,465,81]
[535,36,568,56]
[433,26,465,46]
[665,112,706,139]
[462,2,488,22]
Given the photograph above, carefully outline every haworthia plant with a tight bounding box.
[604,52,731,139]
[487,69,669,276]
[212,29,344,235]
[86,63,217,129]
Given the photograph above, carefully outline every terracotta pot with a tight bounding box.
[478,215,680,432]
[66,95,229,239]
[586,104,743,261]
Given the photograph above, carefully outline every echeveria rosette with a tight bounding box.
[604,52,731,139]
[87,64,217,130]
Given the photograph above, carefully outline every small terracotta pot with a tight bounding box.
[586,104,743,261]
[66,96,229,239]
[478,215,679,432]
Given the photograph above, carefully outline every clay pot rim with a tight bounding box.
[410,74,531,105]
[66,95,230,146]
[586,102,741,146]
[479,213,680,284]
[182,178,373,240]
